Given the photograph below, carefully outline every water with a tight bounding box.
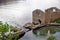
[0,0,60,40]
[19,26,60,40]
[0,0,60,26]
[20,31,47,40]
[47,30,51,37]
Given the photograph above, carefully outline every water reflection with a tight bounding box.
[20,26,60,40]
[19,31,47,40]
[47,30,51,37]
[33,26,60,36]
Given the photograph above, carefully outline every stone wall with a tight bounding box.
[45,7,60,24]
[32,7,60,25]
[32,9,45,25]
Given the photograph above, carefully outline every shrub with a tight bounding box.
[47,36,56,40]
[0,21,20,40]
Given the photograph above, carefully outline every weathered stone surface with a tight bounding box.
[32,7,60,25]
[45,7,60,24]
[32,9,45,25]
[23,22,35,29]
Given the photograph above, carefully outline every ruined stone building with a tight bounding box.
[45,7,60,24]
[32,9,45,25]
[32,7,60,25]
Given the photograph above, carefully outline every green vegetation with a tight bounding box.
[0,21,20,40]
[33,26,60,36]
[47,36,56,40]
[54,18,60,23]
[5,33,19,40]
[10,26,18,32]
[0,21,9,32]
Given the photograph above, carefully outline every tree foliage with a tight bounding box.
[0,21,9,32]
[0,21,20,40]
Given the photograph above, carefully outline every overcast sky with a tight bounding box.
[0,0,60,26]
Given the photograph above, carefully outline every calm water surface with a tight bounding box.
[19,31,47,40]
[19,26,60,40]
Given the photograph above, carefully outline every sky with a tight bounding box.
[0,0,60,27]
